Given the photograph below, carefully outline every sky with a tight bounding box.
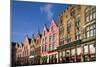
[11,0,69,43]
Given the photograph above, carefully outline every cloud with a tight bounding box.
[40,4,53,20]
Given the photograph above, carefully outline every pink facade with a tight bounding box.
[48,18,58,50]
[47,18,59,63]
[41,18,59,63]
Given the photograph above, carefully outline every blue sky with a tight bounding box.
[12,1,69,43]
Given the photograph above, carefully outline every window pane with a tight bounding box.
[63,51,65,57]
[51,45,52,50]
[77,47,81,55]
[87,31,89,37]
[54,43,56,49]
[71,49,75,56]
[90,13,92,21]
[90,25,93,30]
[84,45,88,54]
[93,24,96,28]
[94,29,96,36]
[60,52,62,57]
[86,27,89,31]
[89,44,95,54]
[86,16,89,22]
[90,30,93,36]
[93,12,96,19]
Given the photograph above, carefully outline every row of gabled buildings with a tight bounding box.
[11,5,96,66]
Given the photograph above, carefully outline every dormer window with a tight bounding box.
[51,25,54,31]
[71,10,75,16]
[44,31,45,36]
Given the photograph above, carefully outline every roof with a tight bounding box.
[21,42,24,47]
[25,34,32,44]
[50,18,58,28]
[39,34,42,38]
[34,38,36,42]
[52,17,58,27]
[11,42,16,47]
[36,32,42,38]
[28,38,32,44]
[44,24,49,32]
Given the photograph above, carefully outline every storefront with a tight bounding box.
[89,43,96,61]
[58,49,71,63]
[41,56,47,64]
[76,47,82,62]
[65,49,70,63]
[29,56,34,65]
[49,54,57,64]
[70,48,76,62]
[83,43,96,62]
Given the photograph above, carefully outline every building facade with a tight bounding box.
[34,33,42,64]
[41,25,49,64]
[16,35,31,65]
[57,5,96,63]
[29,34,36,64]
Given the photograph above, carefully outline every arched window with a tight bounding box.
[67,20,71,33]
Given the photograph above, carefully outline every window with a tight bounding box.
[45,37,47,43]
[84,45,88,54]
[67,20,71,33]
[49,44,52,51]
[49,35,51,42]
[90,12,93,21]
[93,24,96,35]
[71,10,75,16]
[75,31,81,40]
[86,14,89,22]
[85,7,96,23]
[60,38,64,45]
[60,27,64,36]
[59,52,62,58]
[63,51,65,57]
[75,17,80,30]
[53,34,56,41]
[52,42,56,50]
[77,47,81,55]
[71,49,75,56]
[45,45,46,51]
[60,17,63,25]
[54,42,56,49]
[43,46,45,52]
[89,44,95,54]
[42,46,43,52]
[47,45,49,51]
[86,24,96,38]
[67,35,72,43]
[90,25,94,36]
[44,31,45,36]
[51,25,54,31]
[58,53,60,58]
[92,8,96,19]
